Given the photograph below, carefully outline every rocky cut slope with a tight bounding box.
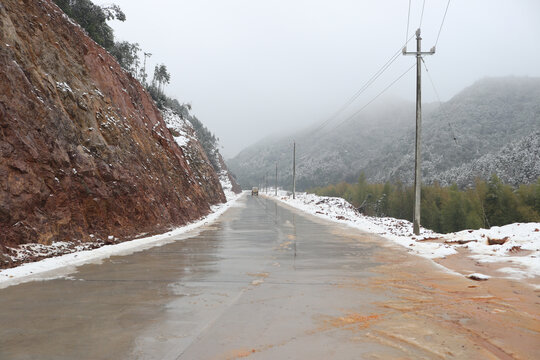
[0,0,226,266]
[161,107,241,200]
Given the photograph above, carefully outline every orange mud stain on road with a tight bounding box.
[247,272,269,278]
[305,312,382,337]
[322,313,381,331]
[359,245,540,360]
[225,348,257,359]
[224,344,280,360]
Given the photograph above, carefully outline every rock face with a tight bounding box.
[162,106,241,199]
[0,0,225,264]
[217,154,242,197]
[161,108,233,200]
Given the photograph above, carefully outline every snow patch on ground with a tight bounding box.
[219,170,236,202]
[266,191,540,280]
[0,192,244,289]
[466,273,491,281]
[445,223,540,278]
[161,107,194,149]
[6,241,104,263]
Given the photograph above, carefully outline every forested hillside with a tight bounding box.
[437,130,540,187]
[366,77,540,186]
[229,99,415,189]
[229,77,540,190]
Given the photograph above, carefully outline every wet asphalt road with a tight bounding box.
[1,195,538,359]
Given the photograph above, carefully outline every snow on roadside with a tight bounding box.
[0,192,244,289]
[265,191,540,280]
[5,241,104,264]
[443,223,540,278]
[161,107,195,149]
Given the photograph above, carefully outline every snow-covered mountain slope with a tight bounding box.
[437,131,540,187]
[366,77,540,186]
[229,77,540,189]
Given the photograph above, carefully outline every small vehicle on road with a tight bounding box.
[251,187,259,196]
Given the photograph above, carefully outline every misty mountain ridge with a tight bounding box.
[228,76,540,189]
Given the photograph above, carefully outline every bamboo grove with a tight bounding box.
[311,174,540,234]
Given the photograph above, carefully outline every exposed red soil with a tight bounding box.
[0,0,225,267]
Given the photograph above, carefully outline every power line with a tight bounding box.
[332,61,416,131]
[321,55,397,127]
[310,34,416,135]
[309,0,450,137]
[310,52,400,134]
[435,0,451,48]
[419,0,426,28]
[406,0,412,45]
[421,58,457,144]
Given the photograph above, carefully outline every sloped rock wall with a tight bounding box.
[217,153,242,194]
[0,0,225,264]
[161,108,226,202]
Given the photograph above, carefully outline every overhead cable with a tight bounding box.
[419,0,426,28]
[332,62,416,131]
[421,58,457,144]
[406,0,412,44]
[310,34,416,135]
[435,0,451,48]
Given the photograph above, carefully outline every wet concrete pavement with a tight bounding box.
[1,195,539,359]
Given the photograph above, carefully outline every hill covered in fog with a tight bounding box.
[228,77,540,189]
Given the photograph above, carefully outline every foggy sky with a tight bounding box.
[102,0,540,158]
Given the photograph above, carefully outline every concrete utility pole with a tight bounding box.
[403,28,435,235]
[292,141,296,199]
[275,162,278,196]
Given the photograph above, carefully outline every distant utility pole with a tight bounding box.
[292,141,296,199]
[403,28,435,235]
[275,162,278,196]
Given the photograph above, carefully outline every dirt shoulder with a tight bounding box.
[354,229,540,359]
